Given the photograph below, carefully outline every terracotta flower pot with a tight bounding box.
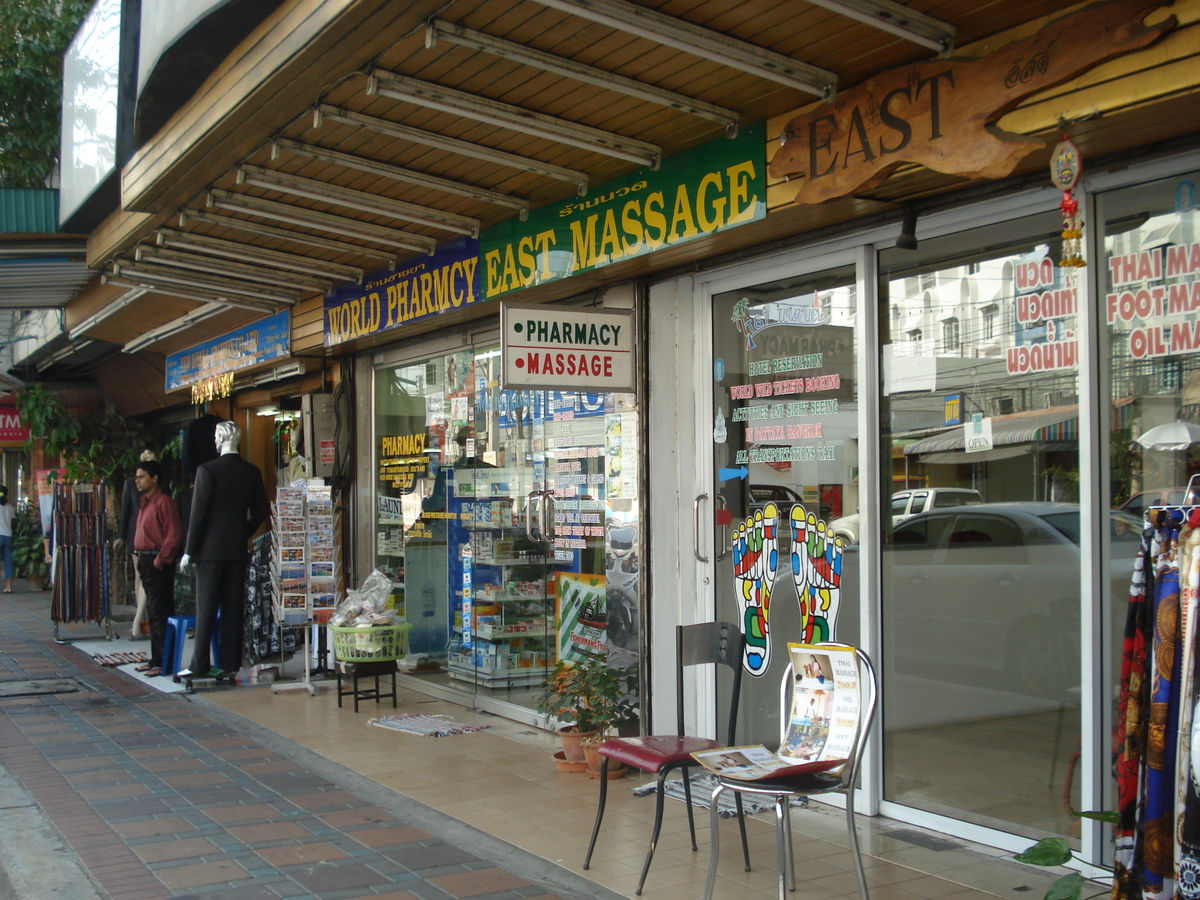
[583,741,627,779]
[557,727,597,762]
[552,750,589,773]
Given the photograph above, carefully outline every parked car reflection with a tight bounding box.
[843,503,1142,698]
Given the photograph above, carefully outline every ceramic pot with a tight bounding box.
[557,727,597,762]
[552,750,589,773]
[583,741,627,779]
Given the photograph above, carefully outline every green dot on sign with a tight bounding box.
[514,323,523,333]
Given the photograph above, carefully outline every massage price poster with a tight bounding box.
[780,643,860,764]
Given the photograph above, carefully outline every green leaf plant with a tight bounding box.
[1013,810,1119,900]
[15,385,152,488]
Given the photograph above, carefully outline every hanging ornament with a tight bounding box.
[1050,135,1085,267]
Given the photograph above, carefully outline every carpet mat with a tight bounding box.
[633,773,809,818]
[93,651,149,667]
[367,713,491,737]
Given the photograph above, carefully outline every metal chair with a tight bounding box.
[703,644,878,900]
[584,621,751,895]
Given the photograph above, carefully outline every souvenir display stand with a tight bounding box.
[271,483,338,695]
[50,482,111,642]
[1113,475,1200,900]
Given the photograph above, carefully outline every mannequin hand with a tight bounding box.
[113,537,125,550]
[179,554,191,571]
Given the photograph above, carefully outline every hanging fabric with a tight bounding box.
[1113,487,1200,900]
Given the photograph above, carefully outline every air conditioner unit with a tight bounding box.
[272,360,306,380]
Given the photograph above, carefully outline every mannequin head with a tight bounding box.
[215,421,241,455]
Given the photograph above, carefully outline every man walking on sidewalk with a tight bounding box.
[132,460,181,677]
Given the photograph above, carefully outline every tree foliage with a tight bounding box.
[0,0,92,188]
[15,384,150,487]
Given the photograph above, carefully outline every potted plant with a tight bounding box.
[12,502,48,590]
[537,654,637,774]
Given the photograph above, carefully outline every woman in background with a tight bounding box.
[0,486,13,593]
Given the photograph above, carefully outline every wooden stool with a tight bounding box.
[335,659,398,712]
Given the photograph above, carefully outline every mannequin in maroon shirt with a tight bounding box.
[132,460,182,676]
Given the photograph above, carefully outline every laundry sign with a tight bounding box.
[500,302,635,392]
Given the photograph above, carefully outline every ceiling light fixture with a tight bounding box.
[529,0,837,99]
[177,209,396,267]
[207,189,436,256]
[804,0,955,53]
[135,246,333,293]
[271,138,530,217]
[67,286,149,340]
[425,19,741,137]
[237,164,481,237]
[122,303,227,353]
[37,339,94,372]
[100,276,277,314]
[110,261,300,305]
[156,229,363,282]
[367,69,662,169]
[316,104,589,195]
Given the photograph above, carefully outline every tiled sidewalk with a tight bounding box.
[0,588,621,900]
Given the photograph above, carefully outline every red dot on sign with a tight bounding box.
[515,359,524,369]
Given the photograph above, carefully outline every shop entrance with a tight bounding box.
[706,258,863,745]
[374,341,641,717]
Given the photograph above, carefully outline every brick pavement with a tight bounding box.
[0,587,623,900]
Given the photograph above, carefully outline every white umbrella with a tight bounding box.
[1135,421,1200,450]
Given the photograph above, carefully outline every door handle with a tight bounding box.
[715,495,729,561]
[694,493,710,563]
[540,490,554,544]
[525,490,542,542]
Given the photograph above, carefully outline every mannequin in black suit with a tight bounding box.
[179,422,269,678]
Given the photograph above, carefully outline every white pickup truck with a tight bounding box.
[828,487,983,545]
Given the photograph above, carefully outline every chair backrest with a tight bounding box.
[777,643,877,792]
[676,621,745,744]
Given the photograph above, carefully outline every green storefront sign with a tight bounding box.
[481,121,765,300]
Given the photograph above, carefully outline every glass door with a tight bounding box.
[710,263,862,744]
[374,341,641,714]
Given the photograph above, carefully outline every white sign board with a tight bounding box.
[501,302,635,391]
[964,414,995,453]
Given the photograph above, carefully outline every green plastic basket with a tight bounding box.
[330,622,411,662]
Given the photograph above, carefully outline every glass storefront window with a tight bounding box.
[373,341,641,715]
[877,211,1112,842]
[1099,168,1200,837]
[711,264,861,743]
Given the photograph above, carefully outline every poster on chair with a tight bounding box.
[692,644,858,781]
[779,644,859,764]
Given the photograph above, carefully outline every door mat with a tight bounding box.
[633,772,810,818]
[0,679,80,698]
[93,651,150,667]
[367,713,491,737]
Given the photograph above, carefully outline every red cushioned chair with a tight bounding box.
[583,621,750,895]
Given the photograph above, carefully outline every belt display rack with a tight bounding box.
[50,482,111,642]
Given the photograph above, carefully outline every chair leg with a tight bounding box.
[636,770,671,895]
[782,797,796,892]
[734,792,751,871]
[846,790,870,900]
[774,798,788,900]
[583,756,610,870]
[680,768,699,851]
[703,783,724,900]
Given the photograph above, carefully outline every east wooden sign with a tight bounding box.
[769,0,1175,205]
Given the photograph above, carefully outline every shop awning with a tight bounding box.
[902,405,1079,456]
